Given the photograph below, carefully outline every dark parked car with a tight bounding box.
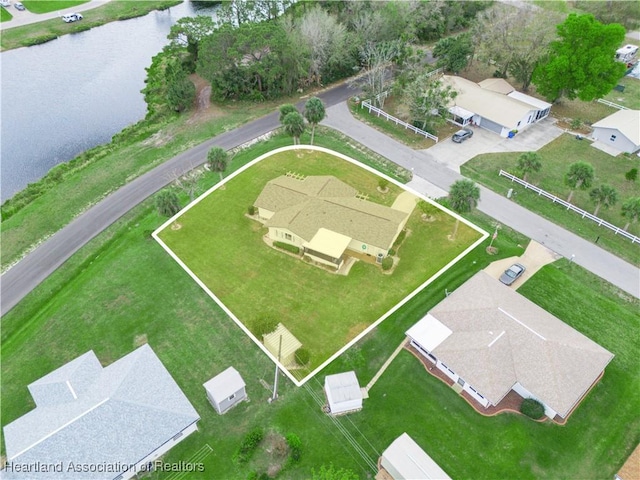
[452,128,473,143]
[499,263,526,286]
[14,1,24,10]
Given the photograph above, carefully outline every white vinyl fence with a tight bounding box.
[499,170,639,244]
[360,100,439,142]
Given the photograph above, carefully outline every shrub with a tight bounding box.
[254,316,278,337]
[273,241,300,255]
[248,205,256,215]
[378,178,389,190]
[388,248,396,256]
[234,427,264,464]
[381,256,394,271]
[520,398,545,419]
[392,229,407,248]
[285,433,302,463]
[570,117,583,130]
[625,168,638,182]
[295,348,310,366]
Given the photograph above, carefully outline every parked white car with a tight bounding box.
[62,12,83,22]
[0,1,12,8]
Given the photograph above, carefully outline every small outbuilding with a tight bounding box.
[324,371,363,415]
[592,109,640,154]
[263,323,302,368]
[203,367,247,415]
[378,433,451,480]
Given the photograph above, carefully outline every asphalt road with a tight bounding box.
[2,82,638,314]
[0,84,354,315]
[322,102,640,299]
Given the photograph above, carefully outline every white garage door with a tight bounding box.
[479,117,503,134]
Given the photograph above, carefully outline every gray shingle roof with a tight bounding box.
[420,271,614,418]
[3,344,199,479]
[257,176,407,250]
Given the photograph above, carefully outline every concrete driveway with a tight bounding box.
[425,117,564,172]
[484,240,562,289]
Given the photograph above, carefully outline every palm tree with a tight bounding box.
[279,104,297,123]
[283,111,306,145]
[621,197,640,231]
[303,97,326,145]
[207,146,228,182]
[516,151,542,182]
[589,184,618,216]
[448,179,480,240]
[155,189,181,217]
[565,162,594,203]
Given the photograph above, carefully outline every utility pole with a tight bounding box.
[272,335,282,402]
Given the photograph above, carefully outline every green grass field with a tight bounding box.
[1,6,12,21]
[157,148,483,380]
[21,0,88,14]
[603,75,640,110]
[461,133,640,265]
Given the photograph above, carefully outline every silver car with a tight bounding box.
[499,263,526,286]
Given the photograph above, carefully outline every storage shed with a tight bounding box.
[263,323,302,368]
[324,371,363,415]
[203,367,247,415]
[379,433,451,480]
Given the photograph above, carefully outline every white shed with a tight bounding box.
[380,433,451,480]
[203,367,247,415]
[324,371,363,415]
[592,110,640,154]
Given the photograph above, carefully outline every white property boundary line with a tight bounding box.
[153,145,488,387]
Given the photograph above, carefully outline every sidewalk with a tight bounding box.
[0,0,109,30]
[321,102,639,299]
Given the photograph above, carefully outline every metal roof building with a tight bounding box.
[203,367,247,415]
[324,371,363,415]
[378,432,451,480]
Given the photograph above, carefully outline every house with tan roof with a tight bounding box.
[406,271,614,420]
[254,175,409,269]
[444,75,552,137]
[592,109,640,154]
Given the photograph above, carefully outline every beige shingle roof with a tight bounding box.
[257,176,407,250]
[478,78,515,95]
[426,271,614,418]
[592,109,640,146]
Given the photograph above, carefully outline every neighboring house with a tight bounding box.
[592,109,640,154]
[444,75,552,137]
[377,432,451,480]
[615,444,640,480]
[263,323,302,369]
[2,344,200,480]
[203,367,247,415]
[406,271,614,420]
[254,175,409,269]
[324,371,363,415]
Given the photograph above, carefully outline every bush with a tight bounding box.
[295,348,310,366]
[248,205,256,215]
[570,117,583,130]
[388,248,396,256]
[392,229,407,248]
[285,433,302,463]
[234,427,264,464]
[381,256,394,271]
[520,398,545,419]
[273,241,300,255]
[625,168,638,182]
[254,316,278,337]
[378,178,389,190]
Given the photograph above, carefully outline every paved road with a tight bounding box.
[0,0,109,30]
[0,84,355,315]
[2,84,638,314]
[322,102,640,299]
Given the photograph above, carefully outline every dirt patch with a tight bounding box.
[346,322,369,342]
[187,74,225,125]
[171,222,182,230]
[134,334,148,348]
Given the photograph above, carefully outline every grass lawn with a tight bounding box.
[348,97,460,149]
[21,0,88,14]
[157,148,484,380]
[0,135,523,478]
[336,260,639,479]
[462,133,640,265]
[603,75,640,110]
[0,0,180,50]
[1,6,12,21]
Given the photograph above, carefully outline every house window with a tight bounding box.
[609,134,617,142]
[517,121,521,127]
[457,378,465,387]
[228,393,236,401]
[172,431,183,441]
[284,233,292,241]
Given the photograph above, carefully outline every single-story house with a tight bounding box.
[2,344,200,479]
[377,432,451,480]
[444,75,552,137]
[203,367,247,415]
[615,443,640,480]
[254,175,409,269]
[263,323,302,368]
[324,371,363,415]
[592,109,640,154]
[406,271,614,420]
